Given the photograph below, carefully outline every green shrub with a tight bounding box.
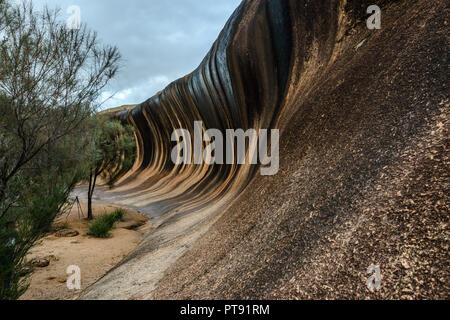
[88,216,114,238]
[0,180,77,299]
[87,210,125,238]
[111,209,125,222]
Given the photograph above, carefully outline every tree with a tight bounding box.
[86,117,136,220]
[0,1,120,203]
[0,0,120,299]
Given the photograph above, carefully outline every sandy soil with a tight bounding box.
[20,200,153,300]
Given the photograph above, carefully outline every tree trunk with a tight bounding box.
[87,171,94,220]
[0,183,5,205]
[87,169,100,220]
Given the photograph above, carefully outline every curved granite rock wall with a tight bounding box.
[106,0,376,219]
[85,0,449,299]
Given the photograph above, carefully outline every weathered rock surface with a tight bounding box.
[31,259,50,268]
[82,0,449,300]
[116,220,145,230]
[55,229,79,238]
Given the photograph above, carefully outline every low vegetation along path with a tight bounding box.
[21,187,151,300]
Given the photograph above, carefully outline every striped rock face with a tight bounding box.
[106,0,372,217]
[85,0,448,300]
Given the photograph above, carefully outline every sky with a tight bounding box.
[30,0,242,109]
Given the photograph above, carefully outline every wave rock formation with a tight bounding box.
[83,0,448,299]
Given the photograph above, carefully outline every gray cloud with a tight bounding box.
[31,0,242,109]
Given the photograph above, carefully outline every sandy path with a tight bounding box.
[20,199,153,300]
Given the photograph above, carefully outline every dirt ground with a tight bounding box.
[19,200,153,300]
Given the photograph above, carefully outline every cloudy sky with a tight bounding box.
[31,0,242,109]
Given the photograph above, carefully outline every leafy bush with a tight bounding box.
[87,210,125,238]
[87,216,113,238]
[86,119,136,219]
[0,0,120,300]
[111,209,125,222]
[0,178,78,299]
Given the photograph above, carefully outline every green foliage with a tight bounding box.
[0,0,8,30]
[89,117,137,188]
[111,208,125,222]
[87,210,124,238]
[0,0,120,300]
[0,176,78,299]
[104,124,137,189]
[0,222,30,300]
[86,117,136,219]
[87,216,113,238]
